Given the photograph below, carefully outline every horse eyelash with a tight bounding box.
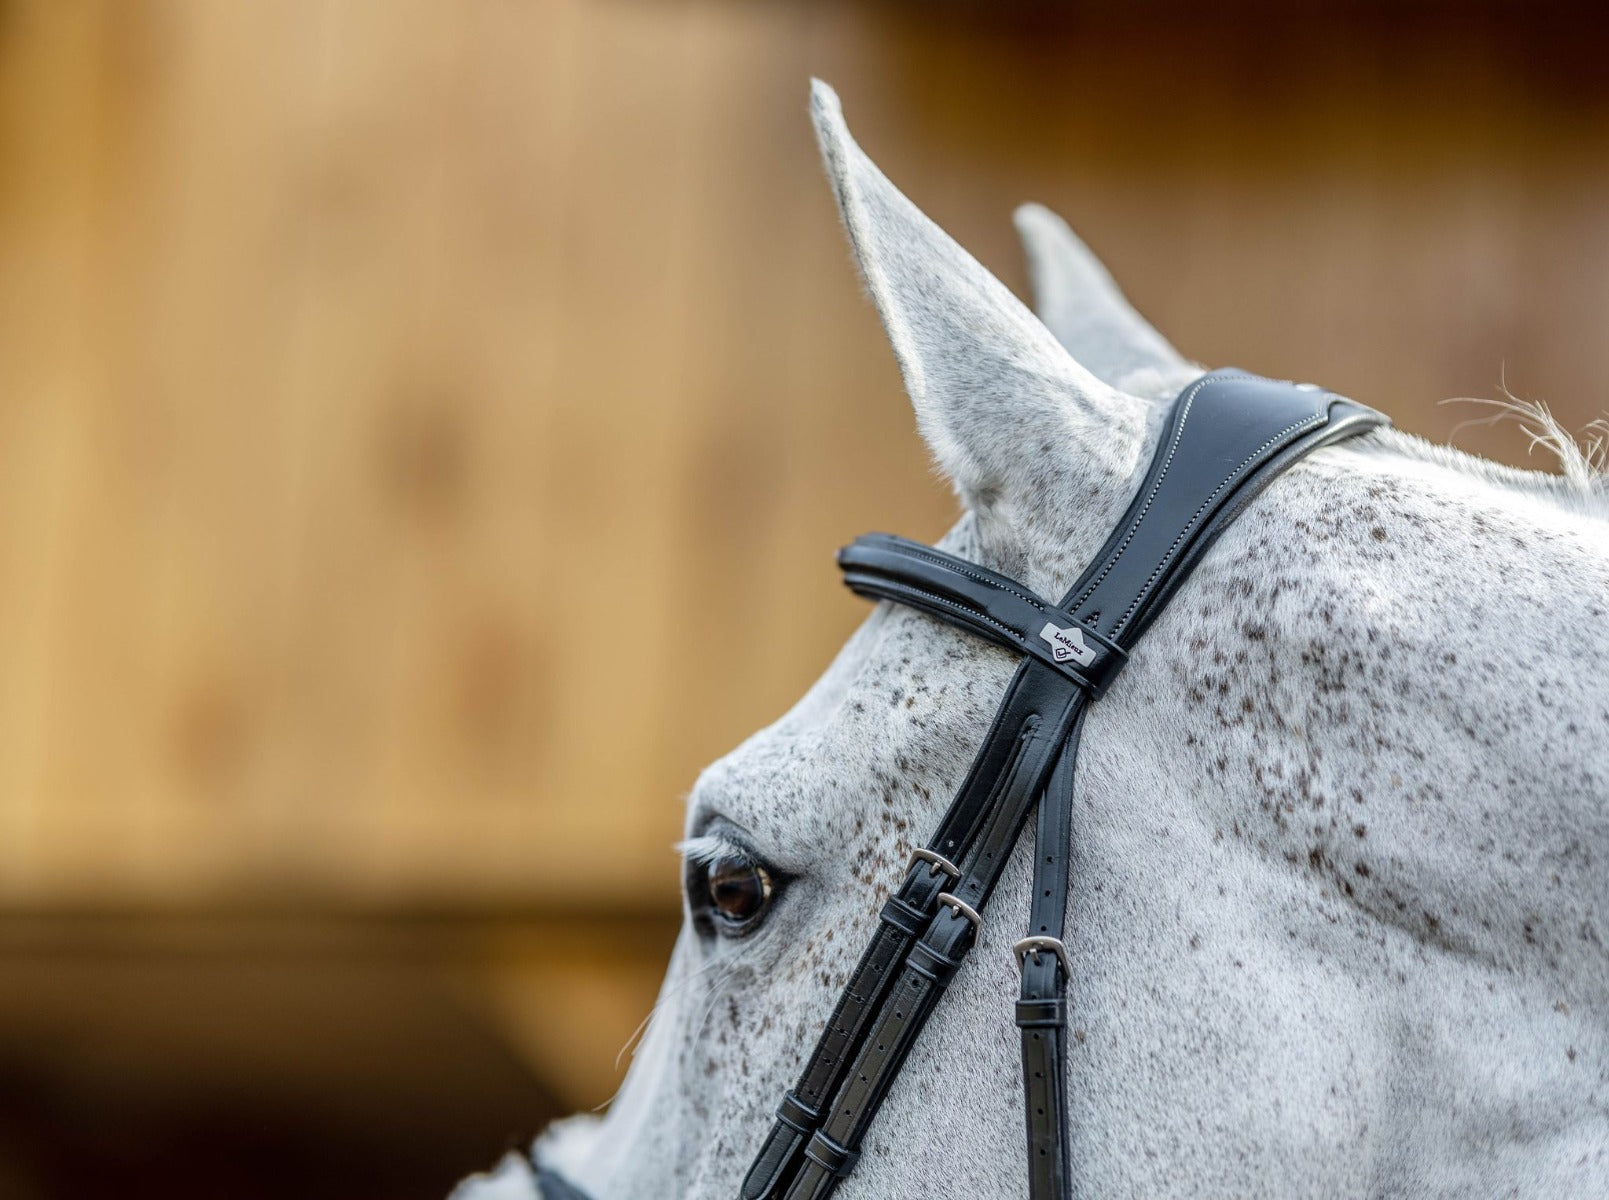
[674,834,755,869]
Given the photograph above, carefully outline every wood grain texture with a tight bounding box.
[0,0,1605,915]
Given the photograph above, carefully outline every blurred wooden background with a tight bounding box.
[2,1,1607,1196]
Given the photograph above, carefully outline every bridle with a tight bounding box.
[538,370,1387,1200]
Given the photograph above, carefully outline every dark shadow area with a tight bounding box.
[0,937,565,1200]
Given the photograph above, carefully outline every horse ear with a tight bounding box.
[810,81,1141,523]
[1013,203,1199,402]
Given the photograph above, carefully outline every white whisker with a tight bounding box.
[589,947,756,1115]
[610,952,729,1073]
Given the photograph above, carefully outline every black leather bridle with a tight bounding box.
[538,371,1387,1200]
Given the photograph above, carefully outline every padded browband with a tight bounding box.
[838,534,1128,695]
[739,371,1387,1200]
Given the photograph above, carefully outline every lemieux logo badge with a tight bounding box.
[1038,621,1097,667]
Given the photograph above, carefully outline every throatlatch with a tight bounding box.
[739,370,1387,1200]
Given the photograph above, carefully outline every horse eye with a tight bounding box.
[705,857,773,933]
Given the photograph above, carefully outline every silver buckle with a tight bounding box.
[935,891,982,930]
[1012,935,1072,978]
[908,848,961,881]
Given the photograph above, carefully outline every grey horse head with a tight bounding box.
[456,81,1609,1200]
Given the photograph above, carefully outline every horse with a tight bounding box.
[454,81,1609,1199]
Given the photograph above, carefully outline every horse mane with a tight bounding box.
[1352,393,1609,521]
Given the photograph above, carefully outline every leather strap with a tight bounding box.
[741,657,1090,1200]
[740,371,1387,1200]
[782,680,1083,1200]
[1018,718,1082,1200]
[838,534,1128,696]
[1064,372,1384,643]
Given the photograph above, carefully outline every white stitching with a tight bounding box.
[888,543,1047,611]
[863,582,1020,642]
[1112,411,1325,632]
[858,549,1124,658]
[864,584,1103,686]
[1071,373,1217,610]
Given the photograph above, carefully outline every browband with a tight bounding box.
[838,534,1128,696]
[740,370,1387,1200]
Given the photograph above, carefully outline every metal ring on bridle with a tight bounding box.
[908,848,961,881]
[1012,935,1072,979]
[934,891,982,930]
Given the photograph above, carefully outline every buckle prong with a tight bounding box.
[1012,935,1072,978]
[908,848,961,881]
[935,891,982,930]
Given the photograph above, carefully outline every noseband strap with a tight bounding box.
[739,371,1387,1200]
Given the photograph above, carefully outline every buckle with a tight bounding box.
[934,891,981,930]
[1012,935,1072,978]
[908,848,961,881]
